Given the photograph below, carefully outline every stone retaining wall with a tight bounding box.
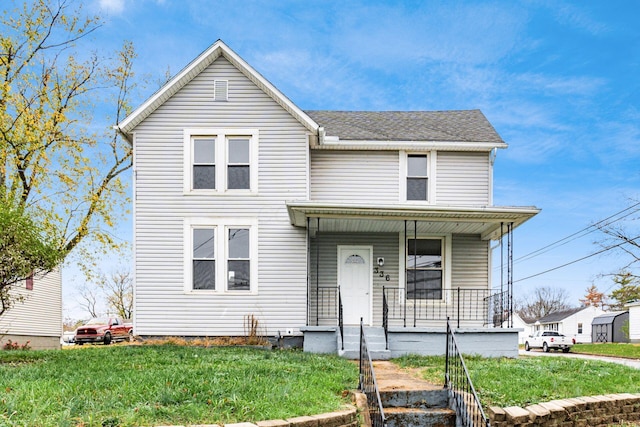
[158,406,357,427]
[488,393,640,427]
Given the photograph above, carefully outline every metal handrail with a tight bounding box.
[445,317,490,427]
[382,287,389,350]
[359,318,386,427]
[338,286,344,351]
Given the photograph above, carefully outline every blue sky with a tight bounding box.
[60,0,640,317]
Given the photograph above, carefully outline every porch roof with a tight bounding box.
[286,201,540,240]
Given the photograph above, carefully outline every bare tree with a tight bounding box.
[77,282,102,318]
[596,199,640,279]
[100,270,133,320]
[516,286,572,320]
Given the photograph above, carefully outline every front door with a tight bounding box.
[338,246,372,325]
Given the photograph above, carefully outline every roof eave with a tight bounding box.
[314,138,508,151]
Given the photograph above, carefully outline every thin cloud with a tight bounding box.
[98,0,125,15]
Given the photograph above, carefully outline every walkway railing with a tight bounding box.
[445,317,490,427]
[382,287,510,329]
[359,318,386,427]
[338,288,344,351]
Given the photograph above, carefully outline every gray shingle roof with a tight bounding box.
[537,307,584,323]
[304,110,503,143]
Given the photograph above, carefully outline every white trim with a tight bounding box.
[183,128,259,194]
[183,217,259,295]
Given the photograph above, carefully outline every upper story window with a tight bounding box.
[227,138,250,190]
[184,129,258,194]
[193,138,216,190]
[407,155,428,200]
[400,151,435,203]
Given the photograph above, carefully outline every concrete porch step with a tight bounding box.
[384,407,456,427]
[338,349,391,360]
[380,389,449,409]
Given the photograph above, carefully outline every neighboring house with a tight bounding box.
[534,306,604,343]
[627,301,640,343]
[116,40,539,358]
[503,312,535,344]
[0,271,62,350]
[592,311,630,343]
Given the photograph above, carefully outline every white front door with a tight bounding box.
[338,246,372,325]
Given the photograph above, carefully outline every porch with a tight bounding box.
[287,202,539,358]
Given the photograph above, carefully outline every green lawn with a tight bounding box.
[394,354,640,408]
[571,343,640,358]
[0,345,358,427]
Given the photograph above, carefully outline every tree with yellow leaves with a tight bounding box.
[0,0,137,314]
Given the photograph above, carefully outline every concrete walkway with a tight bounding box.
[372,361,442,391]
[519,349,640,369]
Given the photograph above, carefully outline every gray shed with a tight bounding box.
[591,311,630,343]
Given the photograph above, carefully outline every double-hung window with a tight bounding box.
[185,129,258,193]
[227,228,250,290]
[192,228,216,290]
[407,154,428,201]
[186,219,257,293]
[227,138,250,190]
[406,238,443,300]
[193,138,216,190]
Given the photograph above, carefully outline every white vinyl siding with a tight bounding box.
[133,56,309,336]
[310,150,399,202]
[436,152,491,206]
[451,234,489,288]
[629,304,640,342]
[0,270,62,338]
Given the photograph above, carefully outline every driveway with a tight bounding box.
[519,349,640,369]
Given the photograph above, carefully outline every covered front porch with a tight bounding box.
[288,202,539,358]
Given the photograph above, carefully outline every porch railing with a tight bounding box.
[382,287,509,330]
[359,318,386,427]
[445,317,490,427]
[313,286,340,325]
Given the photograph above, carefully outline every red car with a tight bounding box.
[75,317,133,345]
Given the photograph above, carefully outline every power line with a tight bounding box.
[514,235,640,283]
[514,201,640,263]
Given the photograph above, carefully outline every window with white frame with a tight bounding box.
[193,138,216,190]
[578,323,583,334]
[227,138,250,190]
[227,228,250,291]
[186,219,256,293]
[400,151,435,203]
[192,228,216,290]
[184,129,258,193]
[406,238,443,300]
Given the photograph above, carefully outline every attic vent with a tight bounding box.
[214,80,228,101]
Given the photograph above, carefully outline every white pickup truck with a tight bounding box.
[524,330,575,353]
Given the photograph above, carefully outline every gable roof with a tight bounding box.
[306,110,505,144]
[537,307,585,323]
[117,40,318,139]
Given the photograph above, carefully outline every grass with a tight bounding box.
[394,354,640,408]
[0,345,358,427]
[571,343,640,358]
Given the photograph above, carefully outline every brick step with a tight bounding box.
[380,389,449,409]
[384,407,456,427]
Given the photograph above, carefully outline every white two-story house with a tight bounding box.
[117,40,539,358]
